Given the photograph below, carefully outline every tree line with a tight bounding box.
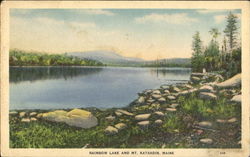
[9,49,104,66]
[191,12,241,78]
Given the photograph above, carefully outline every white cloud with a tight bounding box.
[196,9,227,14]
[79,9,115,16]
[135,13,198,24]
[214,15,226,24]
[214,13,241,24]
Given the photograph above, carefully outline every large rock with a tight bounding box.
[216,73,241,89]
[158,97,166,102]
[137,121,150,127]
[105,115,115,122]
[105,126,118,135]
[199,92,217,100]
[19,112,26,118]
[21,118,30,122]
[29,112,37,116]
[161,85,170,89]
[10,111,18,115]
[172,87,181,93]
[152,90,161,94]
[199,85,215,93]
[154,119,163,125]
[152,94,162,99]
[167,95,176,100]
[135,113,151,121]
[191,76,201,83]
[137,96,145,104]
[114,123,127,131]
[154,111,165,117]
[231,95,241,104]
[42,109,98,128]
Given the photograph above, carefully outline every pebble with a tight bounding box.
[227,117,237,123]
[30,117,37,121]
[105,126,118,135]
[216,119,226,123]
[200,138,213,144]
[198,121,212,128]
[166,108,177,112]
[169,103,179,108]
[21,118,30,122]
[154,119,163,125]
[105,115,116,122]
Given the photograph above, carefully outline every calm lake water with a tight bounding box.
[10,66,191,110]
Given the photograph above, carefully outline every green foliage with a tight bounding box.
[191,12,241,78]
[224,12,239,50]
[9,49,104,66]
[191,31,204,72]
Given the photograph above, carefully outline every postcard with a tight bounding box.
[1,1,249,157]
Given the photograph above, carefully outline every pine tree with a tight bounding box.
[191,31,204,72]
[224,12,239,51]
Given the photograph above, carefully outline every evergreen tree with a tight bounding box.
[224,12,239,51]
[191,31,204,72]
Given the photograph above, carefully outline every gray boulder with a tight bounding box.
[231,95,241,104]
[42,109,98,128]
[216,73,241,88]
[199,92,217,100]
[135,113,151,121]
[161,85,170,89]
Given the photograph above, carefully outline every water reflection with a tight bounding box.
[10,66,103,83]
[150,68,191,78]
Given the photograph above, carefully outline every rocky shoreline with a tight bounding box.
[9,72,242,148]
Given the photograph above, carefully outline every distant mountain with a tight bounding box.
[67,51,191,67]
[148,58,191,64]
[67,51,143,65]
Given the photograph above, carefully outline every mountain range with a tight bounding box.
[67,51,191,66]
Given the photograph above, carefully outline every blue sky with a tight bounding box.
[10,9,241,60]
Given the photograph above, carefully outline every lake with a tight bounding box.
[10,66,191,110]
